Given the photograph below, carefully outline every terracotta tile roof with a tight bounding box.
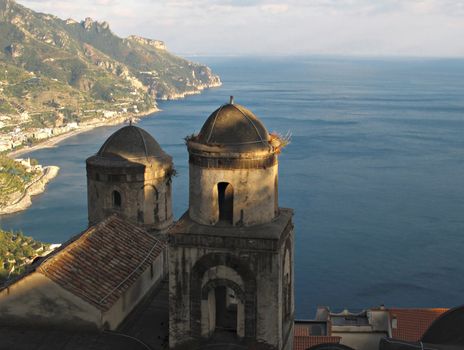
[388,308,448,342]
[295,325,310,337]
[294,326,341,350]
[37,215,165,311]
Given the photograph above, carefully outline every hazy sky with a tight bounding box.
[19,0,464,57]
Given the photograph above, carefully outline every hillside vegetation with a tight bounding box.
[0,228,50,282]
[0,0,220,130]
[0,154,39,206]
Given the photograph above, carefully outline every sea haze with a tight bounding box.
[1,57,463,317]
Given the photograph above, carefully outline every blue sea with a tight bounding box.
[1,57,464,318]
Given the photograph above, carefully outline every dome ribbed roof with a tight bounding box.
[97,125,169,161]
[197,103,270,150]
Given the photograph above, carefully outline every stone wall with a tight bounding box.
[168,209,294,349]
[86,160,172,232]
[103,250,165,330]
[188,163,278,226]
[0,272,101,330]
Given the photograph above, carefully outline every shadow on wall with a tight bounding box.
[172,338,278,350]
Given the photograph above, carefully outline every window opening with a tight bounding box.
[215,286,237,334]
[218,182,233,224]
[112,190,122,208]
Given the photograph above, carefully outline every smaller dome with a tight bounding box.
[97,125,169,161]
[197,103,270,151]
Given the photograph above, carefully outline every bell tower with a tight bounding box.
[169,99,294,349]
[86,125,174,233]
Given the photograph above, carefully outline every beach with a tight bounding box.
[7,107,159,159]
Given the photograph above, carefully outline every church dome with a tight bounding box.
[196,101,270,151]
[97,125,169,161]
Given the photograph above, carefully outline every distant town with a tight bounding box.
[0,104,143,153]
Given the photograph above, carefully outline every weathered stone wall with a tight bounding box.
[169,244,286,348]
[188,163,278,226]
[281,234,295,350]
[103,250,165,330]
[0,272,101,330]
[86,160,172,232]
[168,212,294,349]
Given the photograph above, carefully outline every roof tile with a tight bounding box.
[294,325,341,350]
[388,308,448,342]
[37,215,164,311]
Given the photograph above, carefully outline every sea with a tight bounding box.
[1,56,463,318]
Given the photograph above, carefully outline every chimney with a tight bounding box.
[229,96,234,104]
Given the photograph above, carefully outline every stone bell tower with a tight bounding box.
[169,98,294,349]
[86,125,174,233]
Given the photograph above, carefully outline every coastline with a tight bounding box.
[6,80,223,159]
[2,81,222,215]
[1,107,158,216]
[0,165,60,215]
[7,107,159,159]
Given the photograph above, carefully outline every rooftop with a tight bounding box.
[2,215,165,311]
[194,101,271,152]
[388,308,448,342]
[95,125,171,163]
[293,324,341,350]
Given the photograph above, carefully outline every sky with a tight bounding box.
[19,0,464,57]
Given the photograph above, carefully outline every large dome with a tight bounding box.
[97,125,169,161]
[196,102,270,150]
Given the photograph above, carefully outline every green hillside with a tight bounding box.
[0,0,220,129]
[0,154,39,206]
[0,228,50,282]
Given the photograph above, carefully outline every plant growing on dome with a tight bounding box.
[269,131,292,153]
[183,133,198,144]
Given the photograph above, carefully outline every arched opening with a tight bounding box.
[112,190,121,208]
[191,253,257,339]
[201,278,245,339]
[215,286,238,334]
[218,182,233,224]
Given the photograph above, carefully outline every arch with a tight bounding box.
[142,184,159,200]
[282,235,293,341]
[112,190,122,208]
[201,265,244,292]
[141,184,159,224]
[190,253,256,340]
[217,182,233,224]
[201,279,245,302]
[201,278,245,336]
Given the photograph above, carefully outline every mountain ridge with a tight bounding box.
[0,0,221,134]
